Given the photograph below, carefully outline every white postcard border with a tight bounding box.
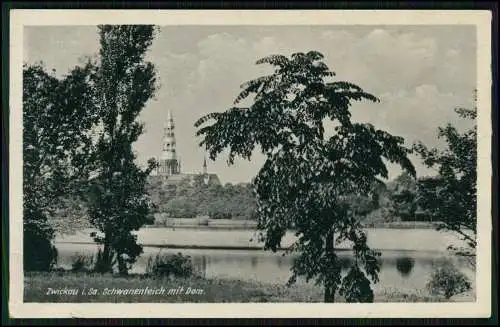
[9,9,493,319]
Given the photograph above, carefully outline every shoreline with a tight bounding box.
[145,221,440,231]
[54,241,454,254]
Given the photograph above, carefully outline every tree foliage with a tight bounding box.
[388,172,418,221]
[23,62,98,271]
[86,25,158,275]
[148,177,257,219]
[148,171,425,224]
[195,51,415,302]
[413,105,477,255]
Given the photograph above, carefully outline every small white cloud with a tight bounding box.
[366,85,469,148]
[365,28,391,42]
[320,30,355,41]
[415,84,440,97]
[197,32,248,58]
[446,49,460,57]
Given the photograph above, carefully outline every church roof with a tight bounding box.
[165,173,191,182]
[150,173,221,186]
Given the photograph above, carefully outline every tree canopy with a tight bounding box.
[147,177,257,220]
[86,25,158,275]
[414,104,477,256]
[23,62,98,270]
[195,51,415,302]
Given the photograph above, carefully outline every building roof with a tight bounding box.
[150,173,221,186]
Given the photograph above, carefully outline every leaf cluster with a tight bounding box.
[195,51,416,301]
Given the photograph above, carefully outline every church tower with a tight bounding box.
[158,110,180,176]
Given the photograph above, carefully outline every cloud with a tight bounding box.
[251,35,294,57]
[317,28,441,95]
[147,51,199,101]
[24,26,476,184]
[24,26,99,77]
[361,84,474,146]
[149,28,475,183]
[187,33,255,105]
[446,49,460,58]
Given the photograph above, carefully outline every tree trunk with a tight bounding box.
[117,253,128,276]
[99,228,114,273]
[101,243,112,273]
[324,285,335,303]
[324,229,336,303]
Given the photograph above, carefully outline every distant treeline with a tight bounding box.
[146,172,432,224]
[147,175,257,220]
[47,171,432,233]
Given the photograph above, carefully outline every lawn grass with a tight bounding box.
[24,272,445,303]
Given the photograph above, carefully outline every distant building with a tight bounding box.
[149,109,220,187]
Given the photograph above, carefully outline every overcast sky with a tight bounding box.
[24,25,476,184]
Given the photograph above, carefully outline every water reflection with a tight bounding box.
[276,256,284,268]
[55,243,475,291]
[190,253,418,280]
[395,257,415,277]
[186,251,472,291]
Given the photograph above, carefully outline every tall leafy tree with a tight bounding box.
[413,103,477,256]
[87,25,158,275]
[23,62,97,271]
[195,51,415,302]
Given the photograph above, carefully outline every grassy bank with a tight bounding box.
[24,272,446,303]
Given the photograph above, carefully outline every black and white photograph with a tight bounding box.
[8,10,492,319]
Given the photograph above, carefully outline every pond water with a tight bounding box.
[54,227,475,292]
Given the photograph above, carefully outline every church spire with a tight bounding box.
[162,110,176,160]
[159,109,179,176]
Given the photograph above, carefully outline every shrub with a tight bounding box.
[426,261,471,299]
[23,220,58,272]
[146,252,194,278]
[71,254,94,272]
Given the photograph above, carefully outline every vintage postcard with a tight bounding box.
[8,9,492,318]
